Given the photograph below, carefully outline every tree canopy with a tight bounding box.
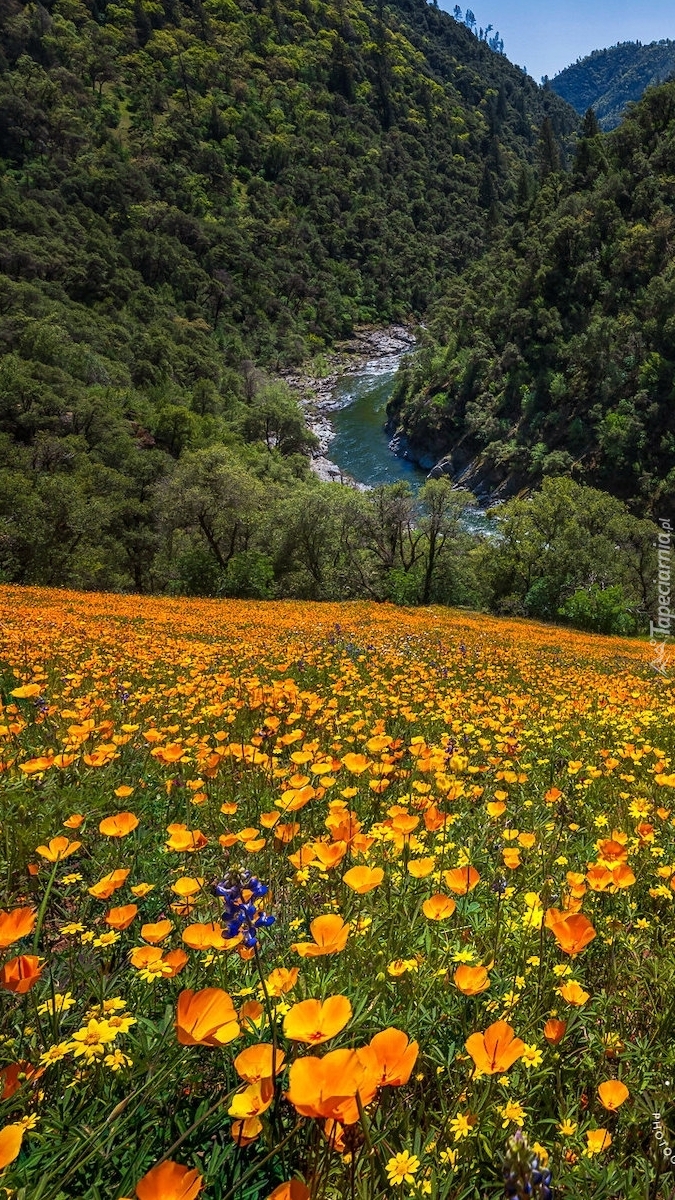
[387,81,675,514]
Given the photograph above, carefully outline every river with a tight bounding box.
[320,337,493,536]
[286,327,493,533]
[329,354,425,489]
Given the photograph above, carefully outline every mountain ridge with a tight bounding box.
[550,38,675,129]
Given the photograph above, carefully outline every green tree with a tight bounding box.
[156,447,266,589]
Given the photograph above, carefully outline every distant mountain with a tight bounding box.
[550,40,675,129]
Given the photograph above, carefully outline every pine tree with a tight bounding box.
[538,116,560,178]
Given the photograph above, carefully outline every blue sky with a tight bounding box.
[439,1,675,81]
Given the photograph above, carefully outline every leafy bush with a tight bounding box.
[559,584,638,635]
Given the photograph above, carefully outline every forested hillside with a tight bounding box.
[0,0,577,363]
[551,39,675,130]
[0,0,577,590]
[387,86,675,513]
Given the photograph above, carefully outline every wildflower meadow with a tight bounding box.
[1,585,675,1200]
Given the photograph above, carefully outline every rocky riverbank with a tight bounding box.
[280,324,417,486]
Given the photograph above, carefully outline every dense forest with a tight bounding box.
[0,0,580,595]
[0,0,669,632]
[551,38,675,130]
[387,85,675,514]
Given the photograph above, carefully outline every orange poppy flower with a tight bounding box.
[175,988,240,1046]
[63,814,85,829]
[312,842,347,870]
[265,967,299,997]
[131,883,155,898]
[422,894,456,921]
[231,1116,262,1146]
[242,838,266,854]
[341,753,371,774]
[361,1028,418,1087]
[88,869,130,899]
[135,1160,203,1200]
[114,785,135,798]
[543,1019,567,1045]
[465,1020,525,1075]
[585,865,613,892]
[597,1080,629,1111]
[423,804,445,831]
[273,822,300,844]
[286,1047,378,1125]
[390,813,419,835]
[487,801,507,818]
[0,1123,24,1169]
[228,1078,275,1120]
[288,845,317,870]
[268,1181,310,1200]
[166,825,208,852]
[10,683,41,699]
[342,866,384,894]
[130,945,163,969]
[565,872,587,899]
[0,907,36,949]
[260,812,281,830]
[276,785,315,813]
[129,946,186,977]
[558,980,590,1005]
[99,812,139,838]
[234,1044,286,1082]
[105,904,138,931]
[283,996,352,1045]
[550,913,596,956]
[544,907,565,930]
[292,915,349,958]
[351,833,375,856]
[407,857,436,879]
[0,1061,41,1100]
[35,837,81,863]
[236,827,260,843]
[239,999,265,1029]
[454,964,490,996]
[164,949,189,977]
[502,848,521,870]
[18,756,54,776]
[141,920,174,944]
[171,878,204,897]
[611,864,635,889]
[181,923,235,951]
[151,742,186,764]
[585,1128,612,1156]
[597,837,627,863]
[0,955,43,994]
[442,866,480,895]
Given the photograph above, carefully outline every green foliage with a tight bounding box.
[559,584,638,636]
[551,39,675,129]
[221,550,276,599]
[0,0,578,595]
[474,478,659,628]
[387,81,675,512]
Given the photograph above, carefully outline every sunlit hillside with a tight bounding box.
[0,587,673,1198]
